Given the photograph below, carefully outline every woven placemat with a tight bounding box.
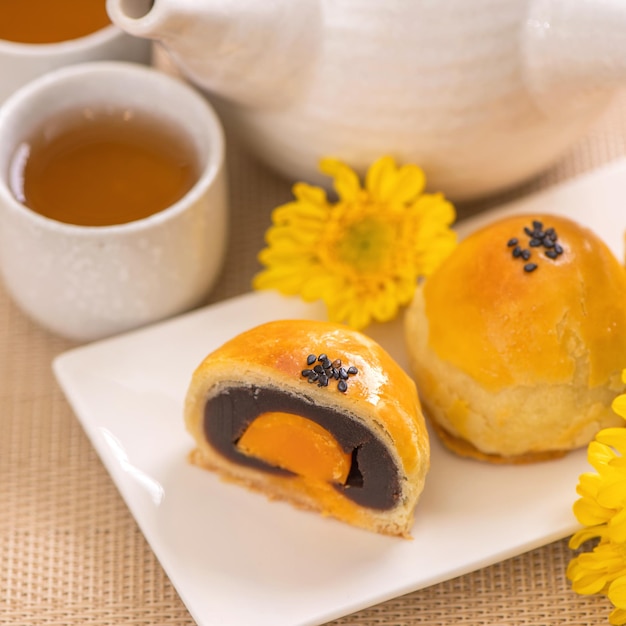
[2,89,626,626]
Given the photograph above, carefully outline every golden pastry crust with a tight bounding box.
[405,214,626,462]
[429,420,567,464]
[185,319,430,537]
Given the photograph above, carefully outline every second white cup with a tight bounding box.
[0,22,151,105]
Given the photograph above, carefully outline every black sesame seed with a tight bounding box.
[554,243,563,255]
[545,249,558,259]
[303,354,358,392]
[524,262,538,272]
[532,220,543,230]
[542,237,555,248]
[521,249,531,261]
[507,238,519,247]
[529,238,542,247]
[545,227,556,240]
[524,227,534,237]
[512,245,522,258]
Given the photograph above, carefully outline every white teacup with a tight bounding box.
[0,61,228,342]
[0,23,151,105]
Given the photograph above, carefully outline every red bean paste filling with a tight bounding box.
[203,385,401,510]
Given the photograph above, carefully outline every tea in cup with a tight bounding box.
[10,103,201,227]
[0,0,151,104]
[0,61,228,342]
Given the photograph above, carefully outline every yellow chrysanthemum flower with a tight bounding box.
[253,156,457,329]
[568,371,626,625]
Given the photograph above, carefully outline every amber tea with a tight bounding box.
[0,0,112,44]
[9,106,201,227]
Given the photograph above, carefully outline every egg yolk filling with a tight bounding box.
[236,411,351,485]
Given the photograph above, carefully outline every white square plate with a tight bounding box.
[54,159,626,626]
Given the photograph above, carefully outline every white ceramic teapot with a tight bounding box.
[108,0,626,200]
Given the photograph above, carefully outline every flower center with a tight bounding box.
[336,216,395,274]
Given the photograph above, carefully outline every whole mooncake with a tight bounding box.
[405,213,626,463]
[184,319,430,537]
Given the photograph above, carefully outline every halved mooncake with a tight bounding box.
[184,319,430,537]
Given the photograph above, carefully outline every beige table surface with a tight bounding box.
[3,89,626,626]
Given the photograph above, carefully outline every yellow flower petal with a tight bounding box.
[413,194,457,230]
[568,557,609,595]
[325,289,371,329]
[346,305,372,331]
[370,288,400,323]
[365,156,426,204]
[608,508,626,544]
[394,276,418,305]
[609,576,626,609]
[273,201,330,225]
[609,606,626,626]
[574,496,613,527]
[596,428,626,455]
[589,440,617,472]
[612,394,626,421]
[319,158,362,202]
[258,247,312,265]
[598,479,626,510]
[292,182,328,207]
[253,267,307,295]
[300,273,343,302]
[415,235,458,276]
[578,471,602,492]
[266,225,320,247]
[570,525,607,549]
[365,156,393,200]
